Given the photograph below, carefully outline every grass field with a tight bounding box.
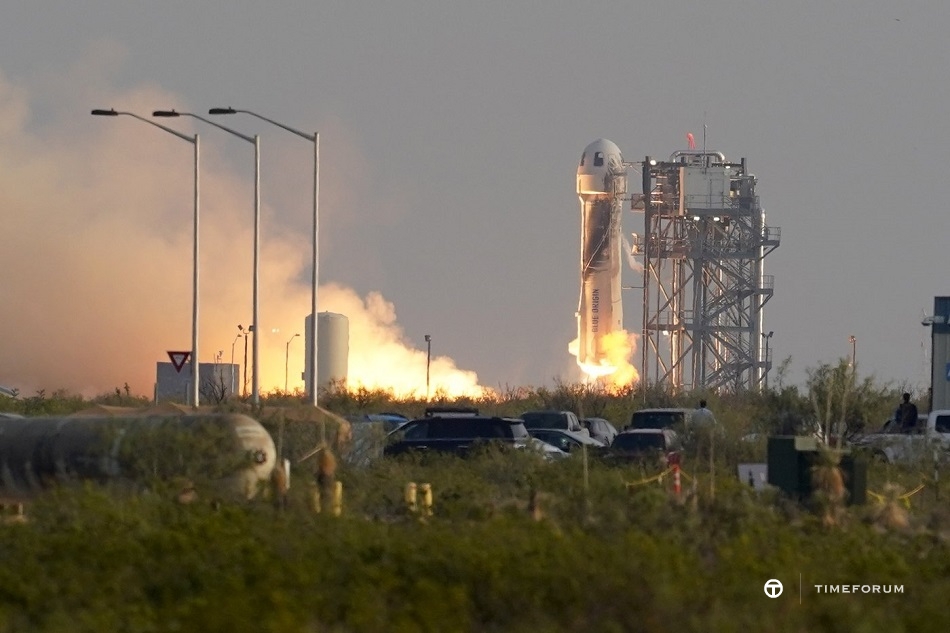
[1,440,947,633]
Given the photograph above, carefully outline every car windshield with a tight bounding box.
[613,433,665,451]
[532,431,574,452]
[630,411,684,430]
[508,422,529,439]
[520,412,567,430]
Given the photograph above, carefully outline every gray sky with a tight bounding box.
[1,1,947,398]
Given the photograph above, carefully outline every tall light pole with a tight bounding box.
[285,333,300,393]
[154,110,262,405]
[209,107,319,407]
[425,334,432,400]
[230,332,241,397]
[238,324,250,398]
[761,331,774,390]
[849,334,857,368]
[91,108,200,408]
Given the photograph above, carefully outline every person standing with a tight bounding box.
[693,400,716,427]
[897,393,919,434]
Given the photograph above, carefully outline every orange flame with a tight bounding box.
[569,330,639,389]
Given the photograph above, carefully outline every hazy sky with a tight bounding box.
[1,1,948,398]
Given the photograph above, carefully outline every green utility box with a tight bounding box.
[767,436,866,505]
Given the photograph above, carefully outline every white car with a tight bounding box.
[581,417,619,446]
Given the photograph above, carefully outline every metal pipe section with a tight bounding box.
[0,413,276,500]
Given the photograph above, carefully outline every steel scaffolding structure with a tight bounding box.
[636,150,780,392]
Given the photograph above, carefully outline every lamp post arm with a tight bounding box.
[184,113,256,144]
[104,110,197,144]
[154,110,255,144]
[228,109,315,142]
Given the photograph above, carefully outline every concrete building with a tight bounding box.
[923,296,950,411]
[154,362,239,405]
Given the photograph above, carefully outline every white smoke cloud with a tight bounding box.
[0,53,484,399]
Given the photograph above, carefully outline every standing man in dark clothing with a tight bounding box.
[897,393,919,433]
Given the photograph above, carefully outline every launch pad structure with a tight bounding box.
[634,150,780,392]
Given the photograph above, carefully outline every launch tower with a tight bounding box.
[636,150,779,391]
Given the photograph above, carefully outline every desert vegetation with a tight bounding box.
[0,362,946,631]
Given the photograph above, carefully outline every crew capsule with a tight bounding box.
[577,138,625,197]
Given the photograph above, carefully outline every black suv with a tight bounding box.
[383,415,530,457]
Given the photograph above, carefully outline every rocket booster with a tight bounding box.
[575,139,626,375]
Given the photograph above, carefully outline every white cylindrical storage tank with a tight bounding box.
[319,312,349,390]
[304,312,349,393]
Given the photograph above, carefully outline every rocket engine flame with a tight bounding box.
[570,330,639,388]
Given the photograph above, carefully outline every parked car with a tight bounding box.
[343,413,412,466]
[605,428,680,464]
[383,415,530,457]
[581,417,618,446]
[519,410,587,434]
[346,412,411,434]
[850,412,944,464]
[524,437,570,460]
[527,428,605,454]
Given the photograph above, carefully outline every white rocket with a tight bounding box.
[574,139,626,375]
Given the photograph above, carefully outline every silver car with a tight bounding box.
[581,417,618,446]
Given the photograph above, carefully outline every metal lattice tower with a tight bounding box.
[636,150,780,392]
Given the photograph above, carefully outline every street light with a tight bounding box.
[154,109,262,406]
[849,334,857,368]
[230,331,242,397]
[91,108,200,408]
[238,324,250,398]
[285,333,300,393]
[761,331,774,389]
[209,107,319,407]
[425,334,432,400]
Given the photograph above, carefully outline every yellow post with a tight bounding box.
[332,481,343,517]
[419,483,433,517]
[405,482,418,514]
